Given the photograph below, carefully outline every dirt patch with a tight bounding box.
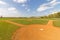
[11,20,60,40]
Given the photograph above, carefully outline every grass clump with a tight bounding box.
[53,20,60,27]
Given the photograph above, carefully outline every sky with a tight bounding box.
[0,0,60,17]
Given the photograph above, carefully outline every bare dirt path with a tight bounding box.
[11,20,60,40]
[4,20,25,27]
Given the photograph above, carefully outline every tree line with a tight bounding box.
[40,12,60,18]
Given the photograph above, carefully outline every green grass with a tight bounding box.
[53,20,60,27]
[10,19,48,25]
[0,21,20,40]
[1,18,60,40]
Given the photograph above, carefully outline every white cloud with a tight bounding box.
[0,0,23,17]
[13,0,27,3]
[51,2,60,6]
[37,0,60,12]
[49,0,56,4]
[0,1,7,5]
[37,6,52,12]
[8,7,16,11]
[0,7,22,17]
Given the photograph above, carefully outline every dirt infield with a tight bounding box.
[3,20,60,40]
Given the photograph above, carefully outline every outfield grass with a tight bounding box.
[53,20,60,27]
[0,21,20,40]
[10,19,48,25]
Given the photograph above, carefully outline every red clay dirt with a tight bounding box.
[4,20,60,40]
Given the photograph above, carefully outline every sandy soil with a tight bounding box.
[4,20,60,40]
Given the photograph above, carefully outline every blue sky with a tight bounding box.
[0,0,60,17]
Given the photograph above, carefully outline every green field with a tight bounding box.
[10,19,48,25]
[53,20,60,27]
[0,21,20,40]
[0,18,60,40]
[8,18,60,27]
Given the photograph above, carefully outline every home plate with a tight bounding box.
[40,29,44,31]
